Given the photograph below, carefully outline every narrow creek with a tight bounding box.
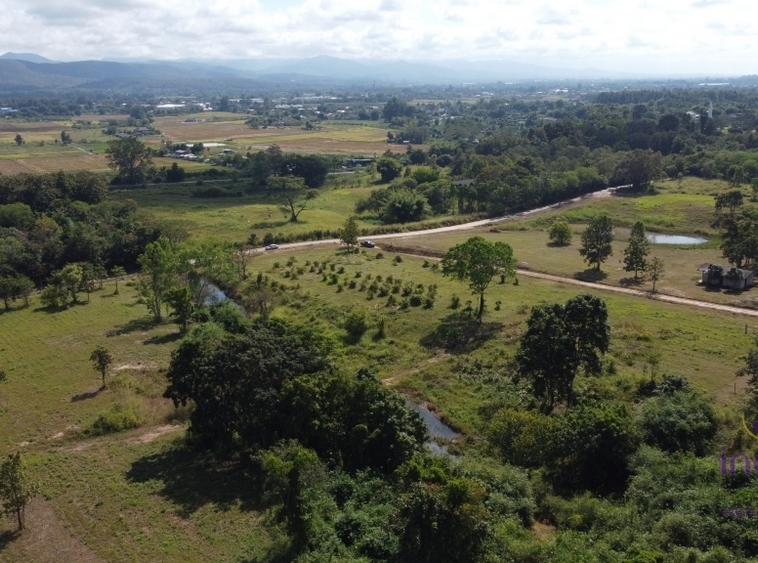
[406,401,460,455]
[205,282,459,454]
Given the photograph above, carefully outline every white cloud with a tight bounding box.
[0,0,754,74]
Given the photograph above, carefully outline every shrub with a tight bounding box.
[91,401,142,435]
[344,309,369,341]
[640,390,717,455]
[376,252,384,259]
[450,295,461,309]
[409,295,422,307]
[394,255,403,263]
[549,219,573,246]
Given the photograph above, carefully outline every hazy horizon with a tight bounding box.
[1,0,757,76]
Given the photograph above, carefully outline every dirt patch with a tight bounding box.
[383,353,451,384]
[11,497,105,563]
[128,424,183,444]
[531,521,556,541]
[114,362,157,371]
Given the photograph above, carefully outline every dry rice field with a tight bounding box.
[0,159,40,175]
[153,116,413,154]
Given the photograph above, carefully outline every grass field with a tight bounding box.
[0,281,179,450]
[110,183,379,241]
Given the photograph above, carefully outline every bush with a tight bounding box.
[549,220,573,246]
[376,252,384,259]
[394,255,403,263]
[640,390,717,455]
[450,295,461,309]
[91,401,142,435]
[344,309,369,342]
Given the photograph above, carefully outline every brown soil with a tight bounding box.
[4,497,105,563]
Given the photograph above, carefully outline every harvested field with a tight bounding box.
[30,154,111,172]
[0,122,65,134]
[0,159,41,175]
[153,116,414,155]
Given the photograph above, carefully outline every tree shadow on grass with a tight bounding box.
[420,311,503,353]
[126,446,265,518]
[0,529,19,553]
[107,317,157,337]
[143,332,184,345]
[574,269,608,282]
[619,276,645,287]
[71,388,103,402]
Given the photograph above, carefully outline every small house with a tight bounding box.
[697,263,755,290]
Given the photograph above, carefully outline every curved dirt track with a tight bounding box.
[249,185,758,318]
[516,270,758,317]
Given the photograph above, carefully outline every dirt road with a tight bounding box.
[248,184,758,318]
[246,186,626,254]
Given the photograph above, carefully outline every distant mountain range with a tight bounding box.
[0,52,733,94]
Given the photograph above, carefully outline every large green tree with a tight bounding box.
[623,221,649,279]
[137,236,180,322]
[164,322,425,471]
[105,137,154,184]
[610,149,663,191]
[441,236,516,321]
[282,154,329,188]
[516,294,610,412]
[376,157,403,183]
[579,215,614,271]
[269,177,319,222]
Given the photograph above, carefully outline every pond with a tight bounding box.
[646,234,707,245]
[203,282,230,305]
[406,401,460,455]
[202,282,245,313]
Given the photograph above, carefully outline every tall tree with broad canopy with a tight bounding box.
[579,215,614,271]
[281,154,329,188]
[105,137,154,184]
[164,320,426,470]
[516,294,610,412]
[376,156,403,183]
[623,221,649,279]
[441,236,516,321]
[610,148,663,191]
[269,177,319,222]
[137,236,180,322]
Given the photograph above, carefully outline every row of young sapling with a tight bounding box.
[263,254,509,314]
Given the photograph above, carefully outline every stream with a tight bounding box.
[204,282,459,454]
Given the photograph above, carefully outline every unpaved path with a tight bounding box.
[8,498,105,563]
[393,251,758,318]
[518,269,758,317]
[245,186,627,255]
[248,183,758,318]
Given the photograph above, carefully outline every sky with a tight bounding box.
[1,0,756,75]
